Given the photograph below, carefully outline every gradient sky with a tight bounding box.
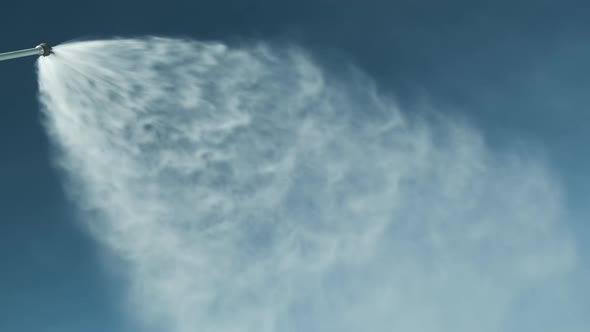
[1,1,589,331]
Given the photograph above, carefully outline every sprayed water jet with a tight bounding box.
[36,37,575,332]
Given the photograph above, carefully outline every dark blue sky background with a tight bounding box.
[1,1,589,331]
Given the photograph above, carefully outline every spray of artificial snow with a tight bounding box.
[37,37,574,332]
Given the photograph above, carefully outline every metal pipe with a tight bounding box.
[0,43,52,62]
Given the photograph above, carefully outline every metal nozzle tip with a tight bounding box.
[37,43,52,56]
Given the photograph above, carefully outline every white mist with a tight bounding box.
[37,38,574,332]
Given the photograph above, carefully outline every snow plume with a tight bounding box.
[37,38,575,332]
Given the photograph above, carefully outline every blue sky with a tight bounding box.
[1,1,589,331]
